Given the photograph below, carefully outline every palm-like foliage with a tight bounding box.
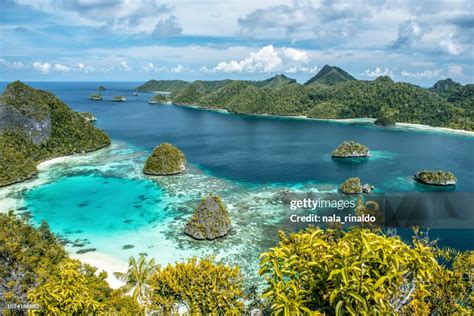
[113,255,157,304]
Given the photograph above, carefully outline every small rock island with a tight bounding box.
[340,177,374,194]
[113,96,126,102]
[331,141,370,158]
[97,86,106,91]
[184,194,231,240]
[414,170,457,186]
[89,93,102,101]
[143,143,186,175]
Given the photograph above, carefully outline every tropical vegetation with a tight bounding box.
[259,227,473,315]
[136,66,473,130]
[340,177,363,194]
[414,170,457,185]
[143,143,186,175]
[0,81,110,186]
[331,140,369,157]
[1,210,472,315]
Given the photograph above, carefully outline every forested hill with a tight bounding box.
[136,66,473,131]
[0,81,111,186]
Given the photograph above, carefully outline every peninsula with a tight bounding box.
[0,81,110,187]
[135,65,473,131]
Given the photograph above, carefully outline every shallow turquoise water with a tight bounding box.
[25,175,164,236]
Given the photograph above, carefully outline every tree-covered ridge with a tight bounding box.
[0,81,110,186]
[135,79,190,93]
[137,68,473,130]
[305,64,356,85]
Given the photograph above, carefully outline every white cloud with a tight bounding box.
[74,63,95,73]
[401,69,443,79]
[283,48,309,62]
[120,61,132,71]
[364,67,394,77]
[53,64,70,72]
[33,62,51,73]
[213,45,316,74]
[142,62,156,72]
[0,58,27,69]
[152,15,182,37]
[439,34,462,55]
[171,64,187,73]
[214,45,283,73]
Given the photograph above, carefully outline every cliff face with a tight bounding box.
[0,81,111,187]
[0,102,51,144]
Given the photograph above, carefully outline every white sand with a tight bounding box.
[70,252,128,289]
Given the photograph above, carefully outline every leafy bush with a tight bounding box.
[340,177,362,194]
[259,227,471,315]
[331,141,369,157]
[148,257,245,315]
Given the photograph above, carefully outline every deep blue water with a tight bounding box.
[4,81,473,192]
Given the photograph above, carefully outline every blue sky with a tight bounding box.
[0,0,472,85]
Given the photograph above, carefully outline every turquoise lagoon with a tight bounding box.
[0,82,473,284]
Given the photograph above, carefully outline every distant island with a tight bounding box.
[97,86,106,91]
[414,170,457,186]
[0,81,110,187]
[331,141,370,158]
[112,96,126,102]
[89,93,102,100]
[135,65,473,131]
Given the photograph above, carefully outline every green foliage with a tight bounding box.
[340,177,362,194]
[0,211,143,315]
[148,257,245,315]
[135,80,189,93]
[331,140,369,157]
[78,112,96,122]
[259,227,471,315]
[0,81,110,186]
[254,74,297,88]
[113,255,157,305]
[162,69,473,130]
[143,143,186,175]
[414,170,457,185]
[0,211,66,308]
[28,259,105,315]
[374,116,396,126]
[149,94,168,103]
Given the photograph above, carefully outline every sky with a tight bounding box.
[0,0,473,85]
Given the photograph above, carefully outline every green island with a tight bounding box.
[184,194,231,240]
[340,177,374,194]
[0,81,110,187]
[136,65,473,131]
[148,94,168,104]
[414,170,457,186]
[143,143,186,175]
[1,211,472,315]
[112,96,126,102]
[89,93,103,100]
[97,85,106,91]
[331,140,370,158]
